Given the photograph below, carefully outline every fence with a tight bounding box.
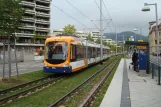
[150,61,161,85]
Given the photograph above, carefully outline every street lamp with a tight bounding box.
[142,3,159,68]
[134,28,138,41]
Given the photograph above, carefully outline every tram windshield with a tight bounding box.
[45,41,68,64]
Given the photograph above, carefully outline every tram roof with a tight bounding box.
[47,35,110,49]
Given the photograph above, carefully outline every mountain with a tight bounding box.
[104,31,148,41]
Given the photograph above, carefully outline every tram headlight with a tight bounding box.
[63,64,68,67]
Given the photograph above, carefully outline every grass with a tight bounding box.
[0,70,52,90]
[62,56,118,107]
[92,58,121,107]
[2,56,116,107]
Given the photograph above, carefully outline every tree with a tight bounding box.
[86,34,94,41]
[96,38,100,44]
[103,40,107,46]
[0,0,24,80]
[0,0,24,36]
[63,24,76,35]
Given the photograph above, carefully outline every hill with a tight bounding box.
[104,31,148,41]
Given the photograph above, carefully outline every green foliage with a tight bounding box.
[0,0,24,36]
[32,34,45,43]
[63,24,76,35]
[86,34,94,41]
[103,40,107,46]
[96,38,100,44]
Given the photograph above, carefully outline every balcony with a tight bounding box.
[36,0,50,4]
[20,1,35,7]
[25,10,36,15]
[14,33,34,37]
[36,20,50,25]
[22,18,35,22]
[19,26,35,30]
[36,5,50,11]
[36,27,50,32]
[36,12,50,18]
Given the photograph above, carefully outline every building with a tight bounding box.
[76,31,89,40]
[149,19,161,54]
[15,0,51,44]
[53,29,63,36]
[90,31,100,41]
[105,39,115,45]
[0,0,51,54]
[52,29,89,40]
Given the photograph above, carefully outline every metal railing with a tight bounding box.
[150,61,161,85]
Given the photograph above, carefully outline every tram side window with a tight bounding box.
[97,48,100,57]
[88,47,92,58]
[76,45,84,60]
[71,45,76,62]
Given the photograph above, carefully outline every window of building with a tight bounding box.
[155,40,157,44]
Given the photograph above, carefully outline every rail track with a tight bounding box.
[80,58,120,107]
[0,74,58,95]
[0,74,65,105]
[0,55,121,106]
[49,56,121,107]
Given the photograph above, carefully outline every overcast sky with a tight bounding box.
[50,0,161,36]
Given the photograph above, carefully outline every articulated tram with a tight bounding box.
[43,35,110,73]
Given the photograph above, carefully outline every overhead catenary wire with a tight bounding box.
[65,0,99,30]
[93,0,112,32]
[102,0,116,31]
[51,3,89,30]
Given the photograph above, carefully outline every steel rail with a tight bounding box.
[49,57,119,107]
[0,76,64,105]
[0,75,55,95]
[80,58,120,107]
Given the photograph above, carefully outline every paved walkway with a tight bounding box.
[100,58,161,107]
[126,59,161,107]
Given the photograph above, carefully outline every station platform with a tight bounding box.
[100,58,161,107]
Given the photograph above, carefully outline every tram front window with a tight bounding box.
[45,42,68,64]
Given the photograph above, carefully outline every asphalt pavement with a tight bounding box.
[0,61,44,78]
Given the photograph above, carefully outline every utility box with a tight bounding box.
[138,49,147,76]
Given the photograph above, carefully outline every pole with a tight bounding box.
[8,36,11,80]
[14,38,19,77]
[100,0,103,61]
[3,43,5,79]
[140,27,142,40]
[115,26,117,55]
[86,40,88,67]
[123,35,124,56]
[155,3,159,79]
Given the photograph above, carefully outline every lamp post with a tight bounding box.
[142,3,159,84]
[142,3,159,61]
[100,0,103,61]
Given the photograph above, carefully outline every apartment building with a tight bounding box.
[149,19,161,54]
[90,31,100,41]
[76,31,89,40]
[15,0,51,44]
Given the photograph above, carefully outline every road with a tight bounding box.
[0,61,44,78]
